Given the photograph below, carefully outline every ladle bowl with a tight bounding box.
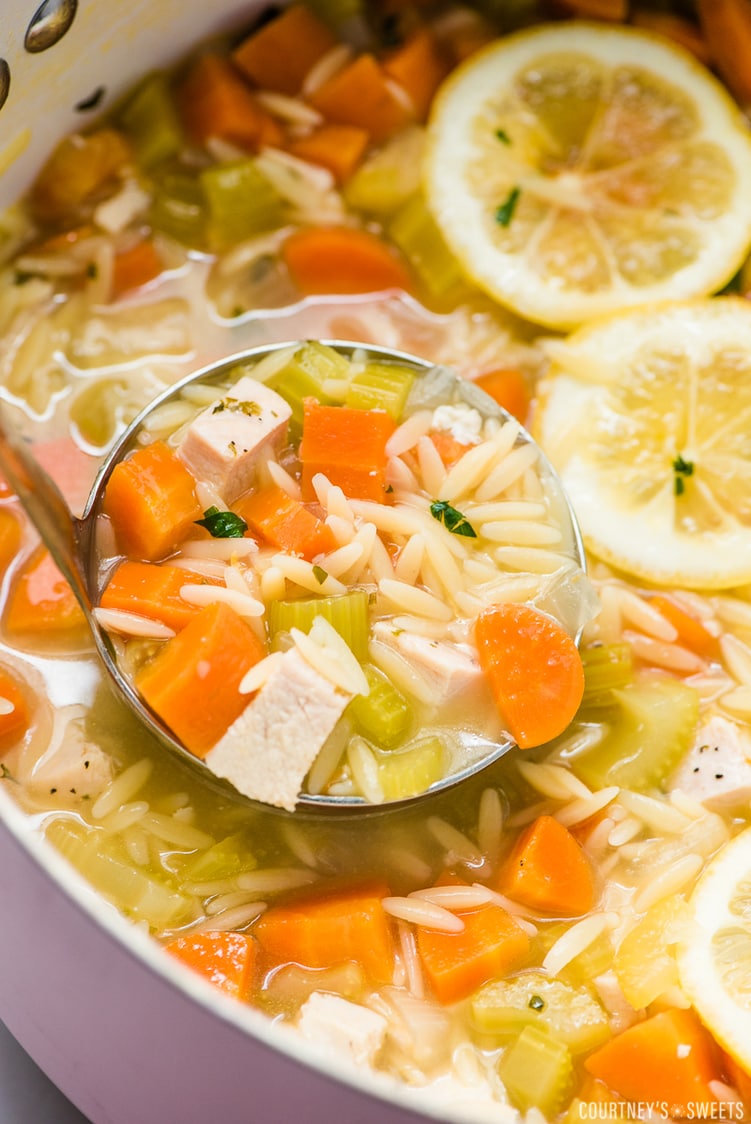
[0,339,590,813]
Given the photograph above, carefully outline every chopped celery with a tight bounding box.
[389,195,465,298]
[182,833,255,882]
[378,736,445,800]
[572,674,699,791]
[471,973,609,1054]
[345,362,415,420]
[614,894,691,1009]
[498,1025,574,1117]
[47,819,196,930]
[348,664,411,748]
[581,642,633,705]
[267,342,350,426]
[343,128,426,216]
[200,160,284,251]
[269,590,370,661]
[119,73,184,168]
[150,173,207,247]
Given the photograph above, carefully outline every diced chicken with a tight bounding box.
[431,403,483,445]
[372,622,484,705]
[178,375,292,504]
[297,992,387,1068]
[669,714,751,810]
[26,737,112,802]
[205,647,350,811]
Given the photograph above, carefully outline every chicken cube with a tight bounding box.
[669,714,751,810]
[297,992,387,1068]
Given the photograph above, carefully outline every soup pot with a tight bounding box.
[0,2,450,1120]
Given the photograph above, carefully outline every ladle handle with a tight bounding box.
[0,414,91,612]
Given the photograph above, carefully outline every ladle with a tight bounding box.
[0,340,590,813]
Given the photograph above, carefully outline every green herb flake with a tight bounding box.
[495,186,521,227]
[0,762,16,782]
[86,262,98,279]
[672,454,694,497]
[529,995,545,1011]
[430,500,477,538]
[195,506,248,539]
[495,128,511,145]
[212,397,262,417]
[312,564,328,585]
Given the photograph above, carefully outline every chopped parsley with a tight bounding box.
[195,506,247,539]
[495,186,520,227]
[0,762,16,782]
[430,500,477,538]
[212,397,262,417]
[672,454,694,496]
[312,564,328,585]
[528,995,545,1011]
[495,128,511,145]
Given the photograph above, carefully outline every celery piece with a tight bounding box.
[581,642,633,706]
[389,195,465,298]
[119,73,184,168]
[182,833,254,882]
[572,674,699,791]
[269,590,370,661]
[343,128,425,216]
[378,736,445,800]
[348,664,411,748]
[498,1025,574,1117]
[472,973,609,1055]
[150,173,207,247]
[267,342,350,426]
[345,362,415,420]
[200,160,284,251]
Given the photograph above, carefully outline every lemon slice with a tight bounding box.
[424,23,751,329]
[678,826,751,1074]
[534,297,751,590]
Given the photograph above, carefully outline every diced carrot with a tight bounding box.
[165,931,256,999]
[137,601,265,757]
[0,666,31,754]
[474,603,585,749]
[497,815,595,916]
[232,5,338,97]
[100,560,221,632]
[722,1051,751,1113]
[5,547,86,636]
[631,11,712,65]
[234,483,335,561]
[282,226,413,296]
[650,594,719,659]
[112,239,162,298]
[0,509,22,574]
[254,880,395,986]
[429,431,473,467]
[382,27,449,121]
[584,1009,722,1115]
[308,54,414,143]
[30,129,131,222]
[299,399,396,502]
[102,440,202,563]
[287,124,369,184]
[697,0,751,106]
[473,368,531,424]
[416,874,530,1004]
[178,53,284,152]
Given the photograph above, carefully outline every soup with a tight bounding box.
[2,1,751,1119]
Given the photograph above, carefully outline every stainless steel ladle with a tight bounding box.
[0,340,589,814]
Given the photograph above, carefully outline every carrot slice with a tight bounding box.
[254,881,395,985]
[112,239,163,298]
[416,875,530,1004]
[100,560,221,632]
[136,601,266,757]
[232,5,337,96]
[308,54,414,143]
[234,483,335,561]
[178,53,284,151]
[0,666,30,754]
[299,399,396,502]
[0,508,22,574]
[474,603,585,749]
[473,368,531,424]
[102,440,202,563]
[649,594,718,659]
[584,1009,722,1114]
[283,226,412,297]
[30,129,131,222]
[287,124,370,184]
[497,815,595,916]
[382,27,449,121]
[5,547,86,636]
[698,0,751,105]
[165,931,256,999]
[429,431,473,467]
